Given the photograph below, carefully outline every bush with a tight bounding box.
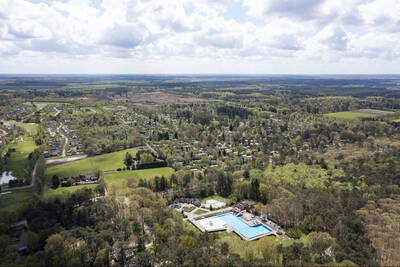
[286,227,303,239]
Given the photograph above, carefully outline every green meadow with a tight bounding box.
[6,137,38,180]
[0,188,36,213]
[45,148,138,180]
[5,121,39,135]
[43,184,97,200]
[325,111,376,119]
[105,167,175,195]
[44,167,174,198]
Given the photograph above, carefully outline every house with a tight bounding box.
[10,220,28,231]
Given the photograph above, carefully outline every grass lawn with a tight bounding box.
[200,195,231,204]
[33,103,47,110]
[5,121,39,135]
[43,184,97,200]
[217,232,294,260]
[324,111,376,119]
[0,188,36,213]
[6,137,38,180]
[194,209,208,215]
[45,148,138,180]
[105,167,175,195]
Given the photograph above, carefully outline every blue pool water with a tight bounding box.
[218,213,271,239]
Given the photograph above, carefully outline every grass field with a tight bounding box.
[200,195,232,204]
[5,121,39,135]
[194,209,208,215]
[6,137,38,180]
[33,103,47,110]
[325,109,393,119]
[0,188,36,213]
[325,111,376,119]
[43,184,97,200]
[45,148,138,180]
[105,167,174,195]
[217,232,294,261]
[44,167,174,200]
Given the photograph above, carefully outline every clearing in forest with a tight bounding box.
[45,148,138,180]
[325,109,393,119]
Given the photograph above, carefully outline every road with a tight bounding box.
[57,124,68,157]
[3,161,38,192]
[0,128,7,137]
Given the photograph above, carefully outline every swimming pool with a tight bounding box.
[218,213,271,239]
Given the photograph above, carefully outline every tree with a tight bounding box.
[139,153,154,165]
[44,234,75,267]
[51,175,60,189]
[124,152,133,169]
[94,248,109,267]
[21,231,39,253]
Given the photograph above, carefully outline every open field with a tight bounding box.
[325,111,376,119]
[325,109,394,119]
[111,91,203,104]
[105,167,174,195]
[43,184,97,200]
[0,188,35,213]
[194,209,208,215]
[33,103,47,110]
[200,195,232,204]
[45,148,138,180]
[5,121,38,135]
[6,137,38,180]
[217,232,293,261]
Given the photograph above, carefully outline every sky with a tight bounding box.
[0,0,399,74]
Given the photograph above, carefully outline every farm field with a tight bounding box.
[6,137,38,180]
[5,121,39,135]
[45,148,138,180]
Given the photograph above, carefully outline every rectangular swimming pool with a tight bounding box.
[217,213,271,239]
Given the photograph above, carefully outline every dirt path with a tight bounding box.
[45,155,87,165]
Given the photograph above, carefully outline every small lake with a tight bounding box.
[0,171,17,186]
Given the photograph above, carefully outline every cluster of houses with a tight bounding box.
[170,198,201,209]
[5,104,34,121]
[61,174,98,187]
[62,123,83,156]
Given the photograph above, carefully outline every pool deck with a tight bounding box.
[187,209,283,241]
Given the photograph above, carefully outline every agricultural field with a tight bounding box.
[45,148,138,180]
[6,137,38,180]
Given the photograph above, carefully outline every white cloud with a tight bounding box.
[0,0,399,73]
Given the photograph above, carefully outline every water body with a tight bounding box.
[0,171,17,186]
